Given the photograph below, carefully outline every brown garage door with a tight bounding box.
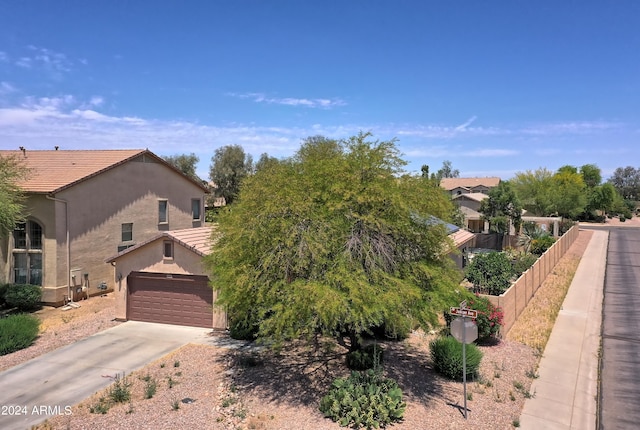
[127,272,213,328]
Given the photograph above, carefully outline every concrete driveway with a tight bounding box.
[0,321,217,430]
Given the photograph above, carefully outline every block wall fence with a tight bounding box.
[481,225,580,335]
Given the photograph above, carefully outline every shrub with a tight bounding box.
[430,336,483,381]
[346,344,384,370]
[559,219,576,234]
[319,370,405,429]
[0,314,40,355]
[620,216,626,222]
[512,252,537,277]
[108,373,132,403]
[465,252,515,295]
[0,283,9,308]
[228,314,259,341]
[530,236,556,256]
[466,295,503,343]
[4,284,42,311]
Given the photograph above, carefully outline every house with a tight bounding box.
[0,149,209,306]
[106,226,226,329]
[440,177,501,196]
[452,193,489,233]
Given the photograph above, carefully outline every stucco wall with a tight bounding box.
[482,225,580,335]
[52,157,205,301]
[111,238,225,328]
[1,155,206,306]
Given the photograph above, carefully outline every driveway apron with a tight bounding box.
[0,321,213,430]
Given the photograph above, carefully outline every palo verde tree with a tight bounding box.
[207,133,462,350]
[0,154,27,237]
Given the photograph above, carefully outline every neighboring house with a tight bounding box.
[0,149,208,306]
[440,177,501,196]
[106,226,226,329]
[452,193,489,233]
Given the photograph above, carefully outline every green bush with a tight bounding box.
[465,252,515,295]
[319,370,405,429]
[346,344,384,370]
[430,336,483,381]
[228,315,259,341]
[0,314,40,355]
[466,296,503,343]
[512,252,538,277]
[0,283,9,308]
[4,284,42,311]
[619,215,626,222]
[530,236,556,256]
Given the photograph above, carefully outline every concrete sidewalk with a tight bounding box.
[519,229,608,429]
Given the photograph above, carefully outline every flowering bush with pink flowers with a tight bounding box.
[466,295,504,343]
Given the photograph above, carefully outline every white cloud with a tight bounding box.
[228,92,346,109]
[0,81,17,95]
[16,57,32,68]
[11,46,75,79]
[522,121,620,136]
[455,115,478,131]
[0,51,8,62]
[462,149,519,157]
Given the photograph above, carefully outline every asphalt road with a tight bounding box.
[586,226,640,429]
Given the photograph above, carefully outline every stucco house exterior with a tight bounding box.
[452,192,490,233]
[440,177,501,196]
[0,149,208,306]
[106,226,225,329]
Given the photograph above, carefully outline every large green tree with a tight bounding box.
[0,154,27,237]
[511,168,554,216]
[550,168,586,218]
[609,166,640,201]
[207,133,462,350]
[163,153,201,181]
[479,181,523,238]
[209,145,253,205]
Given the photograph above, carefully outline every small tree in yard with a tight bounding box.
[465,252,515,296]
[479,181,522,249]
[207,132,463,351]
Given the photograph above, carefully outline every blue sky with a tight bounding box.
[1,1,638,181]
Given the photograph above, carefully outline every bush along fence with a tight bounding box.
[481,225,580,335]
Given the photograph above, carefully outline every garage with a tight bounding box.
[127,271,213,328]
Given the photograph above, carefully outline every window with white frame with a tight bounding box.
[191,198,201,220]
[13,221,43,285]
[158,199,168,223]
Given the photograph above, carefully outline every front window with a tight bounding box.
[159,200,168,223]
[191,198,201,220]
[12,221,43,285]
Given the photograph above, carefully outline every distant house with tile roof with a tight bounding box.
[440,177,501,196]
[0,148,209,305]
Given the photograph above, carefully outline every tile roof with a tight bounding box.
[452,192,489,202]
[106,226,215,262]
[449,229,476,248]
[0,148,208,193]
[0,149,146,193]
[440,177,501,191]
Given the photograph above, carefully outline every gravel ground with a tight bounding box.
[30,327,538,430]
[14,224,600,430]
